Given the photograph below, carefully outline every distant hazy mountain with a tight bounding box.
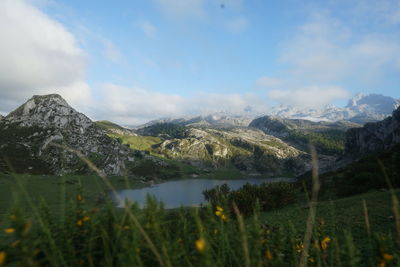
[134,113,255,129]
[134,94,399,129]
[268,93,400,123]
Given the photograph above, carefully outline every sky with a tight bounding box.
[0,0,399,124]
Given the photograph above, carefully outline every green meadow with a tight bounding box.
[0,171,399,266]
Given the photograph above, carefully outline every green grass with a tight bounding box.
[0,169,400,266]
[0,174,144,218]
[108,134,162,152]
[0,174,399,266]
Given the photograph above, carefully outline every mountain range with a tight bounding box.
[132,93,400,129]
[1,93,400,179]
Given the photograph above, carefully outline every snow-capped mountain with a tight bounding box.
[269,93,400,123]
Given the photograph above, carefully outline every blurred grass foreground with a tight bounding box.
[0,153,400,266]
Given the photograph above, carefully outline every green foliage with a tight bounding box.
[203,182,296,215]
[1,184,400,266]
[300,144,400,198]
[287,129,345,155]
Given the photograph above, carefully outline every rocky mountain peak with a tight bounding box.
[5,94,92,130]
[0,94,143,176]
[345,93,400,114]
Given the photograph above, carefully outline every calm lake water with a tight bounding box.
[112,178,295,209]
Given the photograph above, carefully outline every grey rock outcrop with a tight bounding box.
[0,94,137,175]
[345,106,400,157]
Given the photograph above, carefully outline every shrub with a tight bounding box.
[203,182,296,216]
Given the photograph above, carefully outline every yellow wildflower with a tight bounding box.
[215,210,222,217]
[195,238,206,252]
[76,194,83,201]
[0,251,6,265]
[216,206,223,212]
[76,220,83,226]
[265,250,273,261]
[321,236,331,250]
[382,253,394,261]
[295,243,304,253]
[82,216,90,222]
[309,257,315,263]
[123,225,130,230]
[4,228,15,234]
[220,214,228,222]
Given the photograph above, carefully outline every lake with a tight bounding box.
[112,177,295,209]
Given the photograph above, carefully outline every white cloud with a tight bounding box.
[139,21,157,38]
[267,86,350,108]
[0,0,90,112]
[256,76,282,88]
[93,83,268,125]
[280,14,400,83]
[225,16,248,33]
[154,0,206,20]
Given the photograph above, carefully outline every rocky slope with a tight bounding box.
[150,127,314,176]
[345,105,400,157]
[0,94,142,175]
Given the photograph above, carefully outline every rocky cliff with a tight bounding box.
[345,106,400,157]
[0,94,138,175]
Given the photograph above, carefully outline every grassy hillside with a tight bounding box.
[95,120,126,131]
[108,133,162,152]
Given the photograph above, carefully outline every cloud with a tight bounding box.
[100,38,122,63]
[256,77,282,88]
[93,83,268,125]
[154,0,206,20]
[225,16,248,33]
[0,0,90,112]
[280,14,400,83]
[267,86,350,108]
[139,21,157,38]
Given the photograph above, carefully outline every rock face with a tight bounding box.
[0,94,137,175]
[345,106,400,157]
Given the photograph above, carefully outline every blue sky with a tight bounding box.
[0,0,399,124]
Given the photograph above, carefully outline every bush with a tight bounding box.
[203,182,296,216]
